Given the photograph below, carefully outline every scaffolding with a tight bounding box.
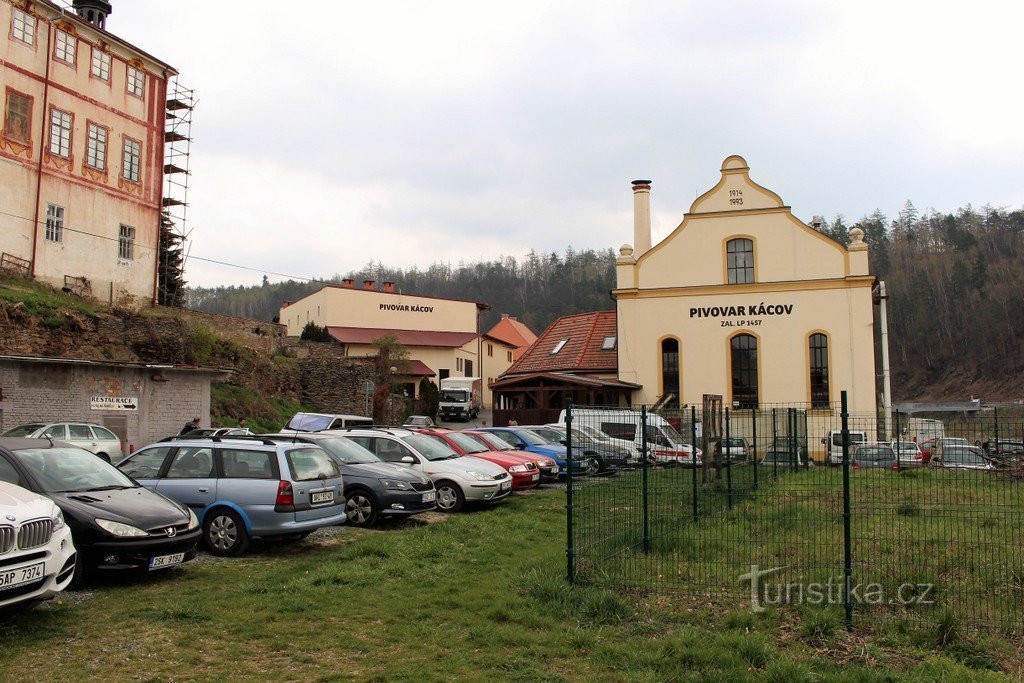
[158,77,195,306]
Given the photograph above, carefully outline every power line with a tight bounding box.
[0,208,314,282]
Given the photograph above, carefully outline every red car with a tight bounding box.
[463,430,561,482]
[413,428,542,490]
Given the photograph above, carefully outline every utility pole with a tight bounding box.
[877,281,893,439]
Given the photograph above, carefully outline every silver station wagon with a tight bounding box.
[117,436,346,556]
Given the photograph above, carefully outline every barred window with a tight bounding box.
[55,29,76,63]
[45,204,64,243]
[809,333,830,408]
[726,238,755,284]
[126,66,145,97]
[91,48,110,81]
[122,137,141,182]
[86,123,107,170]
[661,338,680,409]
[49,109,72,157]
[12,8,35,44]
[730,334,758,409]
[118,224,135,261]
[3,91,31,143]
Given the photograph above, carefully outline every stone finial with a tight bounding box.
[619,244,634,257]
[848,227,868,252]
[616,243,636,266]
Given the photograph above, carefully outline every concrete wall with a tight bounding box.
[0,1,170,302]
[0,359,220,451]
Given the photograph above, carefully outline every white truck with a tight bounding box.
[439,377,481,421]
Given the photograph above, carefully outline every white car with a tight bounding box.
[1,423,123,463]
[0,481,76,611]
[338,428,512,512]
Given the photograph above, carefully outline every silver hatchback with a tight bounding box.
[1,423,124,462]
[117,436,346,556]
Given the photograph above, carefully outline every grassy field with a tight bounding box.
[1,487,1020,681]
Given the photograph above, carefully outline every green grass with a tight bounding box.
[210,382,311,432]
[0,275,100,321]
[0,490,1018,680]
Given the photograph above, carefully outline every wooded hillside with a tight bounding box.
[186,203,1024,401]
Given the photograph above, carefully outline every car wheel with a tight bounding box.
[204,509,250,557]
[95,453,111,463]
[345,490,379,527]
[434,481,464,513]
[582,457,600,475]
[68,548,90,589]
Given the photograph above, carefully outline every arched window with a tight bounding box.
[726,238,754,284]
[809,333,829,408]
[661,338,680,408]
[730,334,758,408]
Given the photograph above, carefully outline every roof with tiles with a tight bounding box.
[503,311,617,375]
[486,315,539,360]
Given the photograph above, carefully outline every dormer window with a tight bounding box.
[601,336,616,350]
[550,338,568,355]
[726,238,754,284]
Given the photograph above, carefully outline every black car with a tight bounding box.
[263,434,437,527]
[0,438,201,583]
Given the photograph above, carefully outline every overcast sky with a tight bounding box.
[111,1,1024,287]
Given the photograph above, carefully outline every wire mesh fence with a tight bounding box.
[565,395,1024,634]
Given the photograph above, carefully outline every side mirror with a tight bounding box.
[559,438,567,445]
[515,443,525,450]
[400,455,415,464]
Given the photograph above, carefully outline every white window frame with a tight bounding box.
[45,204,64,243]
[85,123,107,170]
[601,336,617,350]
[91,48,111,81]
[118,224,135,261]
[126,65,145,97]
[550,338,569,355]
[122,137,141,182]
[49,108,72,157]
[54,29,76,63]
[12,8,35,45]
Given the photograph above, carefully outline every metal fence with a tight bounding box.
[565,393,1024,633]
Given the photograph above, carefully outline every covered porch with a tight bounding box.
[490,372,640,426]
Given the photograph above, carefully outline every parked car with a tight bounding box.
[523,425,617,474]
[931,446,995,471]
[982,439,1024,460]
[280,413,373,433]
[117,436,346,556]
[340,428,512,512]
[0,438,200,583]
[558,408,702,466]
[403,416,435,428]
[0,480,76,611]
[474,426,585,478]
[759,449,814,469]
[709,437,749,463]
[822,430,866,465]
[412,428,541,490]
[932,437,971,461]
[1,423,123,462]
[852,443,897,469]
[539,424,633,470]
[462,431,561,481]
[890,440,924,466]
[183,428,253,438]
[260,434,436,527]
[568,423,644,463]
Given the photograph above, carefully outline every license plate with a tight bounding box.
[311,490,335,504]
[149,553,184,571]
[422,491,436,503]
[500,481,511,490]
[531,473,540,480]
[0,562,44,591]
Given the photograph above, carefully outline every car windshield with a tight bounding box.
[13,446,137,493]
[440,390,469,402]
[285,414,334,431]
[856,447,894,461]
[471,432,514,451]
[723,438,745,448]
[575,424,611,442]
[832,433,866,447]
[403,434,459,461]
[763,451,795,463]
[943,447,988,465]
[515,429,553,446]
[527,428,565,443]
[2,424,46,437]
[446,432,488,454]
[660,423,684,444]
[312,438,380,464]
[940,438,970,447]
[893,442,918,450]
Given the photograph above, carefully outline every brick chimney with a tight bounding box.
[363,280,375,291]
[341,278,354,288]
[383,281,395,293]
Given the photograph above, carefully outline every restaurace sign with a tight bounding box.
[689,302,795,327]
[90,396,138,411]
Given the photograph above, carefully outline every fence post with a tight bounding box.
[841,390,853,631]
[894,409,901,445]
[772,408,778,479]
[994,407,1000,455]
[691,405,698,523]
[641,406,651,553]
[565,400,575,585]
[752,406,758,491]
[788,408,796,473]
[725,407,733,509]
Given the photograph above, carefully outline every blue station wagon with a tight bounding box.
[117,436,346,556]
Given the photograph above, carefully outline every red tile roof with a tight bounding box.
[404,360,436,377]
[327,327,477,348]
[503,311,617,375]
[486,315,538,360]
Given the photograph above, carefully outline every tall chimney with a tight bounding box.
[632,180,652,257]
[363,280,375,291]
[382,281,395,293]
[73,0,112,29]
[341,278,354,288]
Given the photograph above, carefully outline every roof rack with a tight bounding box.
[157,434,281,446]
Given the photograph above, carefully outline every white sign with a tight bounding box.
[91,396,138,411]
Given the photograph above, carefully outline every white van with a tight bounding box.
[823,429,867,465]
[557,408,702,466]
[281,413,374,433]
